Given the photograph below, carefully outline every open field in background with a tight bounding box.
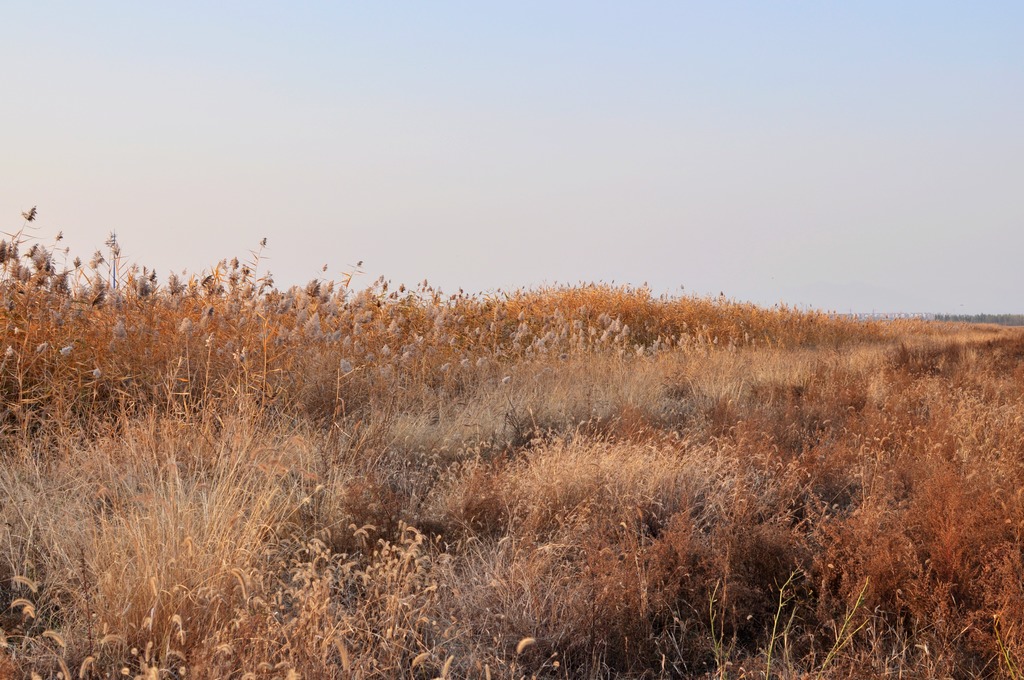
[3,227,1024,678]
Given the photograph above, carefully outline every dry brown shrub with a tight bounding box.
[438,459,512,540]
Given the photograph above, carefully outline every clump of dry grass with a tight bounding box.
[3,214,1024,678]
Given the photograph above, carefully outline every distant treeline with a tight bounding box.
[936,314,1024,326]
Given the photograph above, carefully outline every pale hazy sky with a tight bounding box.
[3,2,1022,312]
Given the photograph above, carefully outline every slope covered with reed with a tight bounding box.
[2,218,1024,678]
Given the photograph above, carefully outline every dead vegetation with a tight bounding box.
[2,215,1024,678]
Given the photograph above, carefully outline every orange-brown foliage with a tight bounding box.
[2,222,1024,678]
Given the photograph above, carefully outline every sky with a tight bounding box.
[2,2,1022,313]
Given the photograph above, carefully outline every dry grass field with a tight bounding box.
[3,222,1024,678]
